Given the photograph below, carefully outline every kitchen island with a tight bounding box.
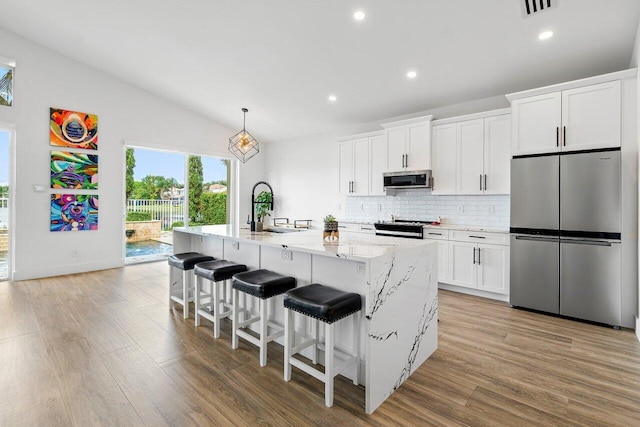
[173,225,438,414]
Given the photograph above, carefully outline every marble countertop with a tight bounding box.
[174,225,434,262]
[422,224,509,233]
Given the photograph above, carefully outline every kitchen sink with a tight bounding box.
[263,227,303,234]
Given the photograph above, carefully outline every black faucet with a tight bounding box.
[251,181,274,231]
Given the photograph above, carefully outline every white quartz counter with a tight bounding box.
[173,224,438,414]
[173,225,429,262]
[422,224,509,233]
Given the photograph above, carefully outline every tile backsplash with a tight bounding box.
[344,189,510,228]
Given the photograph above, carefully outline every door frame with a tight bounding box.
[0,122,15,281]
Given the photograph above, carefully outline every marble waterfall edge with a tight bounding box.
[365,242,438,414]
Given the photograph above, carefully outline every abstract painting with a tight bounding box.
[51,151,98,189]
[50,108,98,150]
[50,194,99,232]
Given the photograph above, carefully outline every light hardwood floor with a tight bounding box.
[1,262,639,426]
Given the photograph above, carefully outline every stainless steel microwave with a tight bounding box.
[383,170,432,190]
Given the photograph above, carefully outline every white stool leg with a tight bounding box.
[183,270,190,319]
[284,308,293,381]
[194,275,201,327]
[213,279,221,339]
[232,288,239,349]
[259,298,268,367]
[325,322,334,407]
[353,311,360,386]
[209,280,214,313]
[312,318,319,364]
[168,266,174,309]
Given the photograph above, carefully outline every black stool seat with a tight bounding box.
[232,269,296,299]
[169,252,214,270]
[168,252,215,270]
[194,260,248,282]
[284,284,362,324]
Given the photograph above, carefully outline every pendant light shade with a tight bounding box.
[229,108,259,163]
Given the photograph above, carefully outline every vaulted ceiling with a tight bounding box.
[0,0,639,142]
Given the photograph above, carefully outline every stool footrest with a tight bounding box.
[292,338,316,355]
[197,309,232,324]
[237,316,260,329]
[289,358,326,382]
[170,295,185,304]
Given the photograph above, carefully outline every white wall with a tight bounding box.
[631,21,640,338]
[264,95,509,227]
[0,28,265,280]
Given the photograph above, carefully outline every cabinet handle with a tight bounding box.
[477,248,481,265]
[473,247,476,265]
[556,127,559,147]
[405,154,408,168]
[563,126,566,147]
[351,181,354,193]
[479,174,482,191]
[361,227,372,230]
[428,232,442,236]
[468,235,486,239]
[484,174,487,191]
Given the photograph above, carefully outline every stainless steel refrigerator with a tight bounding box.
[510,149,622,327]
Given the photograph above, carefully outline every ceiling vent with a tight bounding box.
[522,0,556,17]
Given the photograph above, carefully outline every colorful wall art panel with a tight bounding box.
[50,108,98,150]
[50,194,99,232]
[50,151,98,189]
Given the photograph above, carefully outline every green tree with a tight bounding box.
[188,155,203,222]
[0,68,12,106]
[134,175,177,199]
[201,192,227,224]
[125,148,135,200]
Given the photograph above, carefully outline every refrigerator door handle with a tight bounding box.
[560,238,613,247]
[514,235,558,243]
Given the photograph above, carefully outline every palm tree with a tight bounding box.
[0,68,13,106]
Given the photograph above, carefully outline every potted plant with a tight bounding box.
[254,191,273,232]
[323,214,338,232]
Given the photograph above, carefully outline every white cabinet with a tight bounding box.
[511,81,621,156]
[338,133,386,196]
[457,119,485,194]
[424,229,450,283]
[431,111,511,195]
[483,114,512,195]
[382,116,432,172]
[368,134,387,196]
[430,123,457,195]
[447,231,510,295]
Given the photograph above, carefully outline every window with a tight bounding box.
[0,64,13,107]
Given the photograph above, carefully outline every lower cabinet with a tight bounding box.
[446,233,510,295]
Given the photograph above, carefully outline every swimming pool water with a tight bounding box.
[126,240,173,258]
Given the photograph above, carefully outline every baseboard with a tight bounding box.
[12,259,124,281]
[438,283,509,302]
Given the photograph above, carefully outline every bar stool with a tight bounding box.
[168,252,215,319]
[283,283,362,407]
[193,259,248,338]
[231,269,296,367]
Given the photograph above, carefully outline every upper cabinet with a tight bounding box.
[510,80,621,156]
[338,132,387,196]
[382,116,432,172]
[431,110,511,195]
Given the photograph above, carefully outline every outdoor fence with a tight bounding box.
[126,199,184,231]
[0,198,8,229]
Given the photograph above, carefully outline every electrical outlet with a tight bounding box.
[457,205,464,213]
[281,250,292,261]
[487,205,494,214]
[232,241,239,250]
[71,249,79,257]
[356,263,366,273]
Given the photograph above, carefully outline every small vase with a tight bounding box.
[324,221,338,232]
[256,222,264,232]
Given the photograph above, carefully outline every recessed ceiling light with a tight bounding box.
[407,70,417,79]
[328,95,337,102]
[538,30,554,40]
[353,11,365,21]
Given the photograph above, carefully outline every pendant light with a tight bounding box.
[228,108,259,163]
